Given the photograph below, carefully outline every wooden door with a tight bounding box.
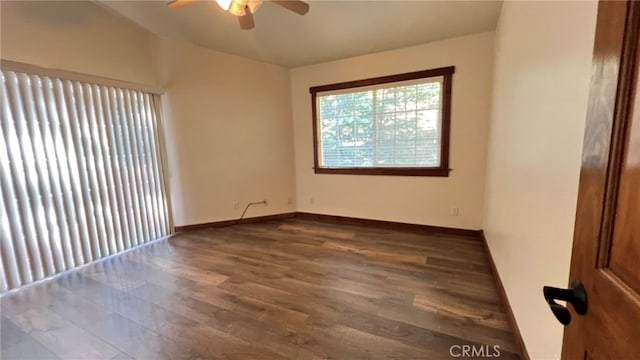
[562,1,640,359]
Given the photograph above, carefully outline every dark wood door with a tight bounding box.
[562,1,640,359]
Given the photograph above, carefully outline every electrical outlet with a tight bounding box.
[451,207,460,216]
[310,197,315,205]
[233,202,240,210]
[287,197,293,205]
[263,199,268,206]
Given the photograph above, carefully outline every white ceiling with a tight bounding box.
[98,0,502,68]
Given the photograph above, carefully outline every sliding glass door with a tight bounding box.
[0,69,170,292]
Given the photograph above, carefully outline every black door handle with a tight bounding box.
[543,280,588,325]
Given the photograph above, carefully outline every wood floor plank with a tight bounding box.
[128,282,223,323]
[0,316,29,350]
[278,223,356,240]
[85,313,205,360]
[7,307,121,359]
[377,301,519,353]
[322,240,428,264]
[1,333,61,360]
[413,293,511,331]
[0,218,520,359]
[157,315,285,360]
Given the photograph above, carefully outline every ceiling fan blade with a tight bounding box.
[271,0,309,15]
[238,8,255,30]
[167,0,195,9]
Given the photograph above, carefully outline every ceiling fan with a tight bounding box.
[166,0,310,30]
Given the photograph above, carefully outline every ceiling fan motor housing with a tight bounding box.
[223,0,262,16]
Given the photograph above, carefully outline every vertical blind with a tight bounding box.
[0,69,170,292]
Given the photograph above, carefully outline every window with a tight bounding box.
[310,66,454,176]
[0,68,170,291]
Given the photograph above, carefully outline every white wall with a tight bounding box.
[290,32,494,230]
[483,2,597,359]
[1,0,297,228]
[0,1,157,86]
[154,39,296,227]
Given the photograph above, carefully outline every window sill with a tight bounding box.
[313,167,451,177]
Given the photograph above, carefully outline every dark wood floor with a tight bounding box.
[0,218,519,359]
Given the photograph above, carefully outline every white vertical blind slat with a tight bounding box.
[86,85,112,254]
[19,75,53,274]
[52,78,86,266]
[106,88,133,251]
[141,94,161,238]
[64,82,99,261]
[41,77,76,269]
[120,90,143,247]
[0,240,8,292]
[0,69,169,292]
[143,94,161,238]
[82,83,113,257]
[5,72,47,281]
[151,96,170,233]
[29,75,65,273]
[0,118,23,290]
[130,92,152,243]
[93,85,124,253]
[112,89,137,250]
[78,82,109,259]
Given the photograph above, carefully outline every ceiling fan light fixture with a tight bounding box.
[215,0,232,11]
[228,0,248,16]
[167,0,308,30]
